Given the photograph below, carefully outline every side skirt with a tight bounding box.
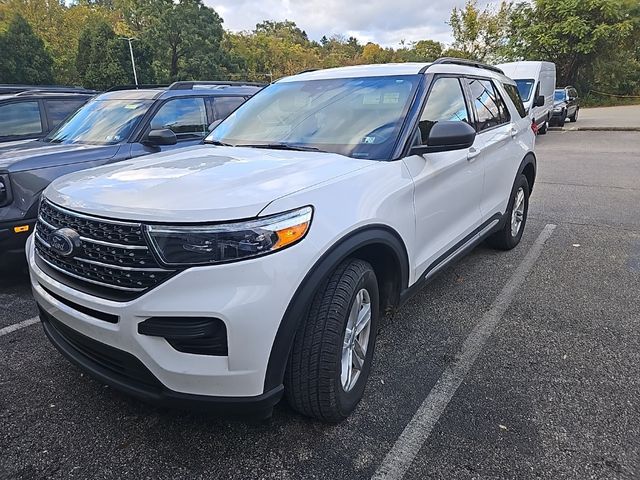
[398,213,503,307]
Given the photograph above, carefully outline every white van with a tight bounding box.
[496,61,556,134]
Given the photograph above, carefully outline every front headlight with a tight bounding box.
[145,206,313,266]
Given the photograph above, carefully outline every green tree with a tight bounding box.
[507,0,638,91]
[146,0,227,82]
[0,14,54,84]
[76,20,130,89]
[254,20,309,45]
[449,0,512,62]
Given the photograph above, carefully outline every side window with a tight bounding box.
[149,97,208,139]
[45,99,86,130]
[503,83,527,118]
[467,79,509,131]
[418,77,469,143]
[0,101,42,137]
[569,88,578,99]
[213,96,245,121]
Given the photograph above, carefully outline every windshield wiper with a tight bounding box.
[204,139,233,146]
[236,143,325,152]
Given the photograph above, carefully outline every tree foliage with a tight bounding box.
[507,0,639,92]
[449,0,512,62]
[144,0,227,82]
[0,14,54,84]
[0,0,637,98]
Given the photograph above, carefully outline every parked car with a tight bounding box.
[0,81,262,264]
[27,59,536,422]
[0,86,96,143]
[551,86,580,126]
[496,61,556,134]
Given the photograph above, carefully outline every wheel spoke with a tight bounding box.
[353,340,365,371]
[345,349,353,387]
[354,303,371,334]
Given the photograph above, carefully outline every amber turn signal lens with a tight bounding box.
[13,225,30,233]
[274,222,310,249]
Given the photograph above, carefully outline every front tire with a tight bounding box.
[487,174,530,250]
[569,108,578,122]
[558,110,566,127]
[285,259,379,422]
[538,118,548,134]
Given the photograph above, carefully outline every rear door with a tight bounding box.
[404,75,483,278]
[465,77,523,220]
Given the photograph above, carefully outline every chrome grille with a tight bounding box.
[35,200,175,301]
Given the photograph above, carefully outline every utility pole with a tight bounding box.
[120,37,138,86]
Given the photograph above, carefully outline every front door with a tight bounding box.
[130,96,210,158]
[404,76,484,279]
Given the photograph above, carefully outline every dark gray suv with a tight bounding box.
[0,81,262,263]
[0,86,96,144]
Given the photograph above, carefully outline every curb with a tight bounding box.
[549,126,640,132]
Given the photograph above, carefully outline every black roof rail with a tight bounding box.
[15,89,97,96]
[106,84,170,92]
[0,85,97,95]
[422,57,504,75]
[297,68,319,75]
[167,80,265,90]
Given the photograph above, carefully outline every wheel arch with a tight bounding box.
[519,152,537,193]
[263,224,410,392]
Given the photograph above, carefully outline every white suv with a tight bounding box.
[27,59,536,422]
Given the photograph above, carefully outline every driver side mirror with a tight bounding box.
[533,95,545,107]
[144,128,177,146]
[410,121,476,155]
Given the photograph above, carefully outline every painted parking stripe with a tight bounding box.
[372,224,557,480]
[0,316,40,337]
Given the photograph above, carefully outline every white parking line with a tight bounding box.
[372,224,557,480]
[0,316,40,337]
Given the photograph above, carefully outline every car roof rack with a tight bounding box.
[106,84,170,92]
[167,81,265,90]
[423,57,504,75]
[0,85,97,95]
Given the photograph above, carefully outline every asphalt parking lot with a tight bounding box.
[1,128,639,479]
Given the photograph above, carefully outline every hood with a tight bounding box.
[553,99,567,108]
[0,140,120,173]
[46,145,374,222]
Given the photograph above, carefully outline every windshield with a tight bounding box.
[45,99,152,145]
[207,75,420,160]
[554,90,566,102]
[514,79,535,102]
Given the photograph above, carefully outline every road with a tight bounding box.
[566,104,640,130]
[1,130,639,479]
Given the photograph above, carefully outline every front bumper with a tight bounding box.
[38,306,283,415]
[27,232,313,411]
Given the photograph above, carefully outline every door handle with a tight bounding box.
[510,126,518,138]
[467,147,481,161]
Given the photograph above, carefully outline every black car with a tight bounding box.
[0,81,262,263]
[0,86,97,144]
[550,86,579,127]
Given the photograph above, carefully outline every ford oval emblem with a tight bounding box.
[50,228,81,257]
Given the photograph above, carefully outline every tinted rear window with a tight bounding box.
[45,99,87,129]
[504,83,527,118]
[0,101,42,137]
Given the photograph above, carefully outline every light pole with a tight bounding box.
[120,37,138,86]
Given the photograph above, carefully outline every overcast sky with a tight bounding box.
[208,0,496,47]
